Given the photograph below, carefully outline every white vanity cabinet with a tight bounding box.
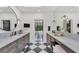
[0,33,30,53]
[47,33,75,53]
[17,33,30,52]
[0,41,17,53]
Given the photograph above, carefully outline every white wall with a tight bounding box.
[21,13,35,43]
[43,13,54,42]
[21,13,44,43]
[1,10,79,43]
[0,13,16,31]
[1,9,79,43]
[21,13,54,43]
[72,17,79,34]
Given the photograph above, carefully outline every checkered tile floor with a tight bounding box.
[21,43,53,53]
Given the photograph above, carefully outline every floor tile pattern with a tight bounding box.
[22,43,53,53]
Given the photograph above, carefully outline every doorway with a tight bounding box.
[35,20,43,43]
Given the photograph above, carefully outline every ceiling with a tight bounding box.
[16,6,58,13]
[54,6,79,13]
[0,7,14,13]
[16,6,79,13]
[0,6,79,13]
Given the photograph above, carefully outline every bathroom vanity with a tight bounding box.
[0,31,30,53]
[47,32,79,53]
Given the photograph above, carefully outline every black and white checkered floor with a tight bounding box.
[21,43,53,53]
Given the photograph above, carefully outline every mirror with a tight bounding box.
[0,6,18,32]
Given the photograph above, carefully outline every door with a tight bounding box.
[35,20,43,43]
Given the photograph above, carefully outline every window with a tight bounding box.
[57,26,60,31]
[24,23,30,28]
[15,24,17,27]
[48,26,51,31]
[3,20,10,31]
[77,24,79,27]
[77,32,79,34]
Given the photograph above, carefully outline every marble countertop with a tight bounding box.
[47,32,79,53]
[0,30,30,49]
